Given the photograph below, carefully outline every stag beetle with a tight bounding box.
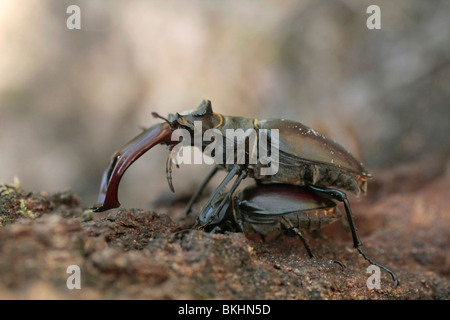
[92,100,398,288]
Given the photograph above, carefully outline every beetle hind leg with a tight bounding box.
[356,247,399,288]
[306,184,399,289]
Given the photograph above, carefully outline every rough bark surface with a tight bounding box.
[0,158,448,299]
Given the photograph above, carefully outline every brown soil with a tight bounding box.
[0,157,448,299]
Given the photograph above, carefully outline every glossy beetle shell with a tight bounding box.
[198,184,342,238]
[234,184,342,237]
[254,119,370,196]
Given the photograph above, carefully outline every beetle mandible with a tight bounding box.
[92,100,398,288]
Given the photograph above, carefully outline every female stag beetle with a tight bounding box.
[92,100,398,288]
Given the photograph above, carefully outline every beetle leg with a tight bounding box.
[195,165,238,227]
[208,225,222,234]
[306,185,398,288]
[232,195,245,233]
[213,169,247,219]
[183,165,221,217]
[306,185,361,247]
[198,165,247,228]
[280,217,314,258]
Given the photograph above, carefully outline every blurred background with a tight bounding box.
[0,0,448,211]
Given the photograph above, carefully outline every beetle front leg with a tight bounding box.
[213,169,247,219]
[198,165,247,228]
[197,165,238,221]
[306,185,398,288]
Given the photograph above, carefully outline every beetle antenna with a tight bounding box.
[152,112,171,126]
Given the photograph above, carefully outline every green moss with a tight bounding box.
[19,199,36,219]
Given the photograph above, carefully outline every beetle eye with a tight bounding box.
[172,115,193,130]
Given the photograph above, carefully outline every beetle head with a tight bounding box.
[154,100,222,133]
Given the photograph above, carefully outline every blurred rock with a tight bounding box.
[0,0,448,209]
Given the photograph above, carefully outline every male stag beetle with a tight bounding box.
[92,99,398,288]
